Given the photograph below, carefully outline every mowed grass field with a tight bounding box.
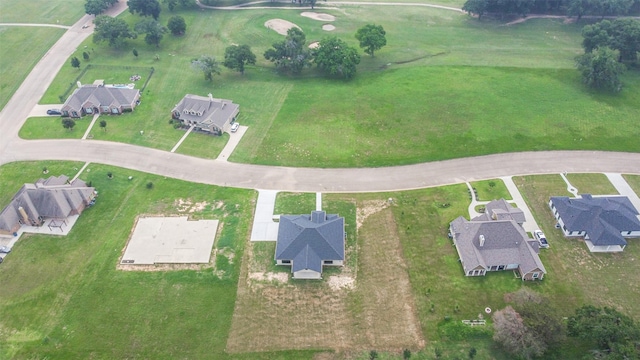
[0,161,302,360]
[28,5,640,165]
[0,0,85,25]
[0,27,66,111]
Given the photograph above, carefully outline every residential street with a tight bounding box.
[0,2,639,192]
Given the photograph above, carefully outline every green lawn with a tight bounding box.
[33,7,640,167]
[514,175,640,320]
[0,161,316,359]
[565,173,619,195]
[471,179,512,201]
[19,116,91,139]
[623,174,640,195]
[0,0,85,25]
[274,192,316,214]
[0,26,66,111]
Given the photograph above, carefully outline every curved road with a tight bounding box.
[1,2,639,192]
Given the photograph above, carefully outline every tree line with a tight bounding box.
[491,288,640,360]
[462,0,640,19]
[576,18,640,92]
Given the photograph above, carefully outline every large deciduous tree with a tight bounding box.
[135,19,167,47]
[85,0,118,15]
[576,47,626,92]
[264,27,312,75]
[582,19,640,64]
[462,0,489,18]
[223,45,256,75]
[128,0,161,20]
[93,15,136,48]
[191,55,221,81]
[355,24,387,57]
[167,15,186,35]
[163,0,193,11]
[492,306,545,360]
[314,37,361,80]
[568,305,640,359]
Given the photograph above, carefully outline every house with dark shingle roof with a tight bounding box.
[172,94,239,135]
[549,194,640,252]
[275,210,345,279]
[449,199,546,281]
[0,175,96,235]
[62,84,140,118]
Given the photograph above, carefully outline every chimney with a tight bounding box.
[479,234,485,247]
[18,206,30,224]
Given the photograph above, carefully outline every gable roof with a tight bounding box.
[450,216,546,276]
[172,94,239,130]
[0,176,95,233]
[473,199,525,224]
[275,211,345,273]
[63,85,139,111]
[551,194,640,246]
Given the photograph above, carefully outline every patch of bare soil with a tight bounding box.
[356,199,390,230]
[174,198,210,213]
[301,12,336,21]
[226,202,423,354]
[264,19,301,36]
[352,208,425,350]
[308,41,319,49]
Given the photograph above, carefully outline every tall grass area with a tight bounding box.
[0,27,65,111]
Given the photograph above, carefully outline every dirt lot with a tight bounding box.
[226,200,423,354]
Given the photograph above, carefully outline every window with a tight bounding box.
[532,273,539,279]
[324,260,333,265]
[281,260,291,264]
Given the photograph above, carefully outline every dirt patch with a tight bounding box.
[301,12,336,22]
[226,202,423,353]
[308,41,319,49]
[322,24,336,31]
[249,272,289,284]
[264,19,301,36]
[328,275,355,291]
[356,199,390,230]
[174,198,210,213]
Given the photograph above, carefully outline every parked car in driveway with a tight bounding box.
[534,230,549,248]
[0,246,11,253]
[47,109,62,115]
[230,122,240,133]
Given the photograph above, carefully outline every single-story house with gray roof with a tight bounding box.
[0,175,96,235]
[449,199,546,281]
[549,194,640,252]
[172,94,239,135]
[275,210,345,279]
[62,83,140,118]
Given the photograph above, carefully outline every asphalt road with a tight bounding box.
[1,3,639,192]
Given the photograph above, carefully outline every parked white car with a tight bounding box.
[230,122,240,133]
[534,230,549,248]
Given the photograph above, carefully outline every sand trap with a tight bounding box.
[301,12,336,22]
[264,19,301,36]
[322,24,336,31]
[308,41,319,49]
